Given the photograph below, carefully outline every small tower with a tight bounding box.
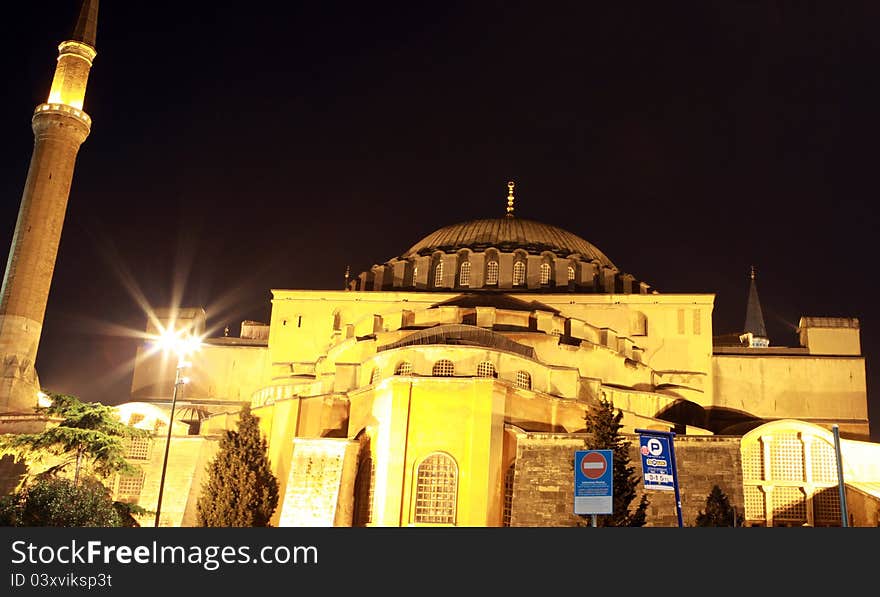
[741,266,770,348]
[0,1,99,412]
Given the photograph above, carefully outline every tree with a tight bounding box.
[695,484,742,527]
[581,397,649,527]
[0,392,150,486]
[197,405,279,527]
[0,476,140,527]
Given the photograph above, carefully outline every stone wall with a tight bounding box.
[510,432,743,527]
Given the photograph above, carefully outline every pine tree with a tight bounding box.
[582,397,649,527]
[0,392,150,486]
[695,484,742,527]
[197,405,279,527]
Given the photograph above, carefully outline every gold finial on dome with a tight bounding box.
[506,181,515,217]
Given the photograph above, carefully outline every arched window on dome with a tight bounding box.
[413,452,458,524]
[395,361,414,376]
[540,262,551,285]
[513,261,526,286]
[434,261,444,288]
[432,360,454,377]
[332,310,342,332]
[476,361,497,378]
[515,370,531,390]
[459,261,471,287]
[567,265,576,281]
[486,260,499,286]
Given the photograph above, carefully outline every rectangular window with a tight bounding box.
[677,309,685,335]
[692,309,701,335]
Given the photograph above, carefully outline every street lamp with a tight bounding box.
[153,328,201,527]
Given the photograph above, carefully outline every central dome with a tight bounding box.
[400,218,616,268]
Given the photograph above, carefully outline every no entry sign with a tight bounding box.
[574,450,613,515]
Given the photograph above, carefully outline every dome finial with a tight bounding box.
[506,181,515,217]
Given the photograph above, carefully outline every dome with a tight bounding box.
[400,218,617,268]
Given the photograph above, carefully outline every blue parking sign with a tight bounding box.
[638,434,675,491]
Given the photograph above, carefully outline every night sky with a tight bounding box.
[0,2,877,441]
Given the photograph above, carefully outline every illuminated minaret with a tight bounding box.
[0,1,99,412]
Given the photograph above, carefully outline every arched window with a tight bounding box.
[395,361,414,376]
[503,462,515,527]
[513,261,526,286]
[370,368,381,385]
[413,453,458,524]
[434,261,444,287]
[567,265,576,281]
[432,360,454,377]
[540,262,551,285]
[459,261,471,287]
[486,260,499,285]
[515,370,531,390]
[332,310,342,331]
[476,361,497,378]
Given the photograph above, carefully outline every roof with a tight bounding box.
[400,217,616,267]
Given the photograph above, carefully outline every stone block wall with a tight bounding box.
[510,432,743,527]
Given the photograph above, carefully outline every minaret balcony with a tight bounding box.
[33,103,92,128]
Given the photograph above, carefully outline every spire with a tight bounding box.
[744,265,769,343]
[71,0,99,48]
[505,181,515,217]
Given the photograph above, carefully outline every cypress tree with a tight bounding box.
[582,397,649,527]
[695,484,742,527]
[197,405,279,527]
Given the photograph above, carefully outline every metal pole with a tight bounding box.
[154,363,181,528]
[832,424,849,527]
[667,432,684,528]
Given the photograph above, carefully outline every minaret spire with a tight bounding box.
[0,2,99,412]
[743,265,769,347]
[72,0,99,48]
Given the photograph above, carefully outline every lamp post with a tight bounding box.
[153,329,199,528]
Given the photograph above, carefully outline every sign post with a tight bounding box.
[635,429,683,527]
[574,449,613,526]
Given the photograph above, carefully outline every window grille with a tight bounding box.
[114,469,145,503]
[459,261,471,286]
[770,434,804,482]
[772,486,806,524]
[434,262,444,287]
[741,441,763,480]
[744,485,765,522]
[540,263,551,285]
[370,368,381,385]
[567,266,575,281]
[813,488,842,526]
[476,362,496,378]
[515,370,531,390]
[503,463,515,527]
[413,453,457,524]
[810,441,838,483]
[513,261,526,286]
[486,260,499,285]
[395,362,413,376]
[124,437,151,461]
[432,360,454,377]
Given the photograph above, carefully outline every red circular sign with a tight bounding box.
[580,452,607,479]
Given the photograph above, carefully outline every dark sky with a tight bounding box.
[1,2,878,441]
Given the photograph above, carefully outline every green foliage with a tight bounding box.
[695,484,742,527]
[0,392,150,484]
[582,397,649,527]
[197,405,279,527]
[0,476,139,527]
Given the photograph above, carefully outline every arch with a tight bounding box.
[413,452,458,524]
[515,370,531,390]
[540,262,551,285]
[432,359,454,377]
[567,264,576,282]
[353,453,374,527]
[486,259,499,286]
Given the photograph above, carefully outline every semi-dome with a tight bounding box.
[401,217,616,269]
